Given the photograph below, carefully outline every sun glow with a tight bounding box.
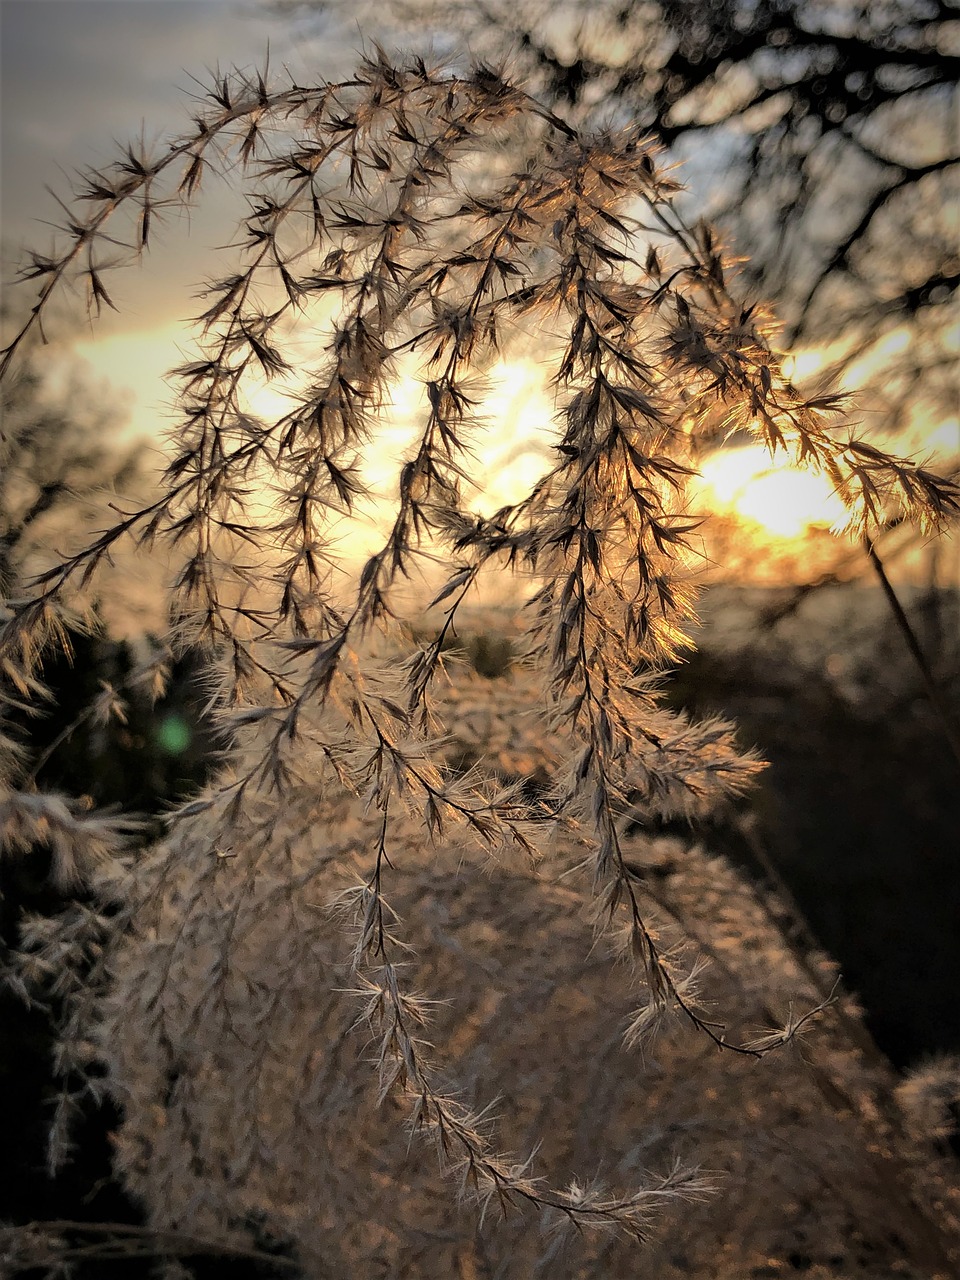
[350,355,557,512]
[472,358,556,510]
[696,444,849,539]
[68,324,859,558]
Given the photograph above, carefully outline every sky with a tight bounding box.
[0,0,418,440]
[1,1,955,580]
[1,1,348,422]
[0,2,586,502]
[0,0,564,570]
[0,1,546,479]
[3,1,308,280]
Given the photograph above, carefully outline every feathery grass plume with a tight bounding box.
[1,47,959,1277]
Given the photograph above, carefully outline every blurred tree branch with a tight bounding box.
[283,0,958,438]
[0,329,143,597]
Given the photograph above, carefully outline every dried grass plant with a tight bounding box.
[1,50,959,1277]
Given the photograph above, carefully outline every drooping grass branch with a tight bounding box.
[2,46,959,1271]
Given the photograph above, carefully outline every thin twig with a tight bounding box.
[865,537,960,775]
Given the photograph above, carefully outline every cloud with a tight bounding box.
[2,4,269,238]
[0,1,353,440]
[1,2,354,318]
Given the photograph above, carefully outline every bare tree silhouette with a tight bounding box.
[283,0,958,437]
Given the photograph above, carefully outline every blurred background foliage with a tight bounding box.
[0,338,218,1261]
[283,0,959,448]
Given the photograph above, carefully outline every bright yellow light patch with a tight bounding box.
[71,322,187,441]
[698,444,849,539]
[475,358,555,511]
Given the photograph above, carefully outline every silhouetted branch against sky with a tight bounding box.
[275,0,959,444]
[3,1,956,457]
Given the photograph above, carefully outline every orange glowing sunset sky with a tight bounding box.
[2,1,957,579]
